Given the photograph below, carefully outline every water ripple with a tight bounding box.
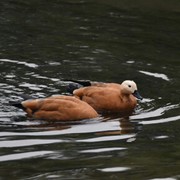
[0,151,53,162]
[19,82,48,91]
[0,120,119,136]
[98,167,131,172]
[0,59,38,68]
[77,134,136,143]
[132,104,180,120]
[79,147,126,153]
[139,70,170,81]
[0,139,65,148]
[141,115,180,125]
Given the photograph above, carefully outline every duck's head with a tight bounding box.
[121,80,143,100]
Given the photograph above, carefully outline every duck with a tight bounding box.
[65,80,143,114]
[65,79,137,93]
[10,95,98,121]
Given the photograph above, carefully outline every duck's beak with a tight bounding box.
[132,90,143,100]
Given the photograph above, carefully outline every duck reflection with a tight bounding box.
[10,115,143,136]
[96,116,143,136]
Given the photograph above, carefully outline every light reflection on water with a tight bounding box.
[98,166,131,172]
[0,1,180,179]
[0,56,180,179]
[0,151,54,162]
[0,59,39,68]
[0,98,179,161]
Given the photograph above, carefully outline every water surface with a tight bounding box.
[0,0,180,179]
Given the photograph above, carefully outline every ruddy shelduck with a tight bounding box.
[11,95,98,121]
[67,80,143,114]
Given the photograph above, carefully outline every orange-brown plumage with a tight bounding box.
[13,95,98,121]
[73,80,142,114]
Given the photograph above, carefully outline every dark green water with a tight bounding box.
[0,0,180,179]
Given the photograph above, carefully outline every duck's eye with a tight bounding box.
[128,85,131,88]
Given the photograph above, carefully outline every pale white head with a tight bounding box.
[121,80,143,100]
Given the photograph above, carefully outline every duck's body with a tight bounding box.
[11,95,98,121]
[73,86,137,114]
[71,80,143,114]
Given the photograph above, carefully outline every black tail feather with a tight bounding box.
[63,79,91,87]
[63,79,92,94]
[63,79,91,94]
[9,93,34,110]
[9,101,26,110]
[66,83,82,94]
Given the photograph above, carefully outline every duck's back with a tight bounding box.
[22,96,98,121]
[73,86,137,113]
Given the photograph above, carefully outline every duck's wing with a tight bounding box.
[20,97,98,121]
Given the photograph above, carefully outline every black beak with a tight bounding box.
[132,90,143,100]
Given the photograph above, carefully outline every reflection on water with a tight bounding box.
[139,70,170,81]
[0,0,180,179]
[0,151,54,162]
[98,166,131,173]
[0,59,39,68]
